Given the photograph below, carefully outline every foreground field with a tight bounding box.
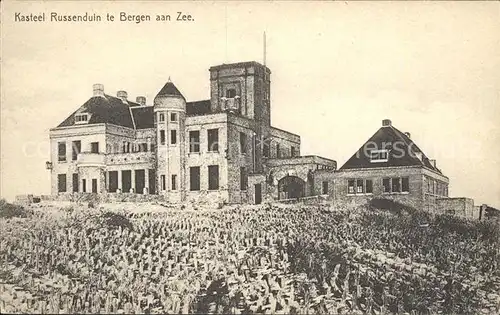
[1,201,499,314]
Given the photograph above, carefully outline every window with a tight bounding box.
[348,180,355,194]
[90,142,99,153]
[291,146,296,157]
[189,131,200,153]
[58,142,66,162]
[276,144,281,158]
[366,180,373,194]
[75,113,89,124]
[322,181,329,195]
[208,165,219,190]
[207,129,219,152]
[402,177,409,193]
[72,141,81,161]
[171,175,177,191]
[58,174,67,192]
[72,173,79,192]
[170,130,177,145]
[161,175,166,191]
[226,88,236,98]
[383,177,409,193]
[356,179,364,193]
[240,132,247,154]
[140,143,148,152]
[190,167,200,191]
[82,179,86,193]
[383,178,391,193]
[240,167,248,190]
[159,113,165,122]
[392,178,401,193]
[263,139,270,158]
[170,113,178,122]
[160,130,166,145]
[370,149,389,163]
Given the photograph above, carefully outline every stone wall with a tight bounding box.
[436,197,475,218]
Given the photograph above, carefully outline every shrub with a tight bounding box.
[0,199,31,219]
[101,211,133,230]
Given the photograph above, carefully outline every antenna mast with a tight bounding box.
[263,31,267,66]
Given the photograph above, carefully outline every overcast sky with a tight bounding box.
[1,1,499,207]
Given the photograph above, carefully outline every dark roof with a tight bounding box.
[339,124,443,174]
[209,61,271,73]
[57,94,135,129]
[186,100,211,116]
[155,81,185,100]
[131,106,154,129]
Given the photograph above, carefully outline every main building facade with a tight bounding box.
[49,61,336,204]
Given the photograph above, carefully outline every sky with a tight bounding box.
[1,1,499,207]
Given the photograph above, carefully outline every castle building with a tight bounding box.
[48,61,336,204]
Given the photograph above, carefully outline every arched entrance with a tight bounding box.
[278,176,305,200]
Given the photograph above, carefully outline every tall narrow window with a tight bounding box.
[91,142,99,153]
[356,179,364,193]
[159,113,165,122]
[322,181,329,195]
[291,146,296,157]
[366,179,373,194]
[161,175,166,191]
[170,130,177,145]
[58,142,66,162]
[348,180,355,194]
[190,167,200,191]
[392,177,401,193]
[402,177,410,193]
[263,139,270,158]
[58,174,67,192]
[240,167,248,191]
[207,129,219,152]
[226,88,236,98]
[171,174,177,191]
[160,130,166,145]
[208,165,220,190]
[72,173,79,192]
[170,113,178,122]
[383,178,391,193]
[72,141,81,161]
[189,131,200,153]
[240,132,247,154]
[82,179,86,193]
[276,143,281,158]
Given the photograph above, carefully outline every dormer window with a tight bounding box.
[370,149,389,163]
[75,113,90,124]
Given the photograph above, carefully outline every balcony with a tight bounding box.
[221,97,240,113]
[76,152,106,167]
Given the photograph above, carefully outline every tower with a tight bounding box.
[153,80,186,202]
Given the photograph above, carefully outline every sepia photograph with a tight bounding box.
[1,0,499,314]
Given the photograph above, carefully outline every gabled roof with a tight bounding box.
[57,94,136,129]
[339,122,442,174]
[131,106,154,129]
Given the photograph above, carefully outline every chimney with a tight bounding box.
[136,96,146,106]
[382,119,392,127]
[429,159,436,168]
[117,90,128,102]
[93,83,104,97]
[404,132,411,139]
